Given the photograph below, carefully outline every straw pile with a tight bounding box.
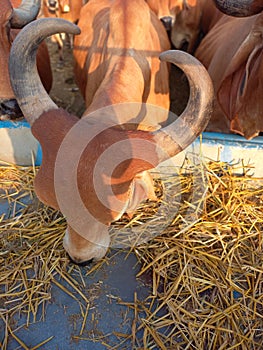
[0,159,262,349]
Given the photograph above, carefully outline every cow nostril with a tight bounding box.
[67,254,94,266]
[48,0,57,6]
[0,99,23,120]
[48,0,58,11]
[160,16,173,31]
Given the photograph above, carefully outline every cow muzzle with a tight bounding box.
[47,0,58,13]
[67,254,94,266]
[63,226,110,264]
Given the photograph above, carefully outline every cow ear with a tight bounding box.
[217,62,246,120]
[217,43,262,139]
[217,33,262,121]
[125,171,157,218]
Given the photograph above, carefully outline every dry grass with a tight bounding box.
[0,159,262,349]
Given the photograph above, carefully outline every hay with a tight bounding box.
[131,160,263,349]
[0,163,91,349]
[0,159,262,349]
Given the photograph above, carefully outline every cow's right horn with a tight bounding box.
[9,18,81,125]
[152,50,214,163]
[11,0,41,28]
[211,0,263,17]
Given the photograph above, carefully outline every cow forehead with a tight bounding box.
[146,0,184,15]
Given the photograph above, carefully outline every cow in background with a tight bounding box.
[171,0,263,139]
[73,0,171,118]
[145,0,184,31]
[171,0,223,53]
[1,0,52,120]
[42,0,85,60]
[9,3,213,263]
[194,3,263,138]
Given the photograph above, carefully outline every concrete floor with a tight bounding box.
[1,251,153,349]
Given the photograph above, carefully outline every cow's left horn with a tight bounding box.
[152,50,214,162]
[9,18,81,125]
[211,0,263,17]
[11,0,41,28]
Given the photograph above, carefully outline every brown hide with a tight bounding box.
[32,109,159,223]
[171,0,223,53]
[0,1,13,99]
[195,13,263,139]
[31,109,78,210]
[74,0,170,124]
[0,0,52,102]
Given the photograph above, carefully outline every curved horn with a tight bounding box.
[9,18,81,125]
[11,0,41,29]
[211,0,263,17]
[153,50,214,162]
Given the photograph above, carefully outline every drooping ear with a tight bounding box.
[217,31,263,138]
[217,62,247,122]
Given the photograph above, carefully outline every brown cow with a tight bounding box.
[171,0,223,53]
[42,0,85,59]
[74,0,171,119]
[145,0,184,30]
[9,14,213,263]
[195,8,263,138]
[1,0,52,120]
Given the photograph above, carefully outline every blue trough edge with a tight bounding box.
[1,119,263,167]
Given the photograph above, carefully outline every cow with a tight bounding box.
[74,0,171,119]
[171,0,223,54]
[42,0,85,60]
[0,0,52,120]
[9,12,214,263]
[194,3,263,138]
[145,0,184,31]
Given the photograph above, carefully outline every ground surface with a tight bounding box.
[47,39,86,117]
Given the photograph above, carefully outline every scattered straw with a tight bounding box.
[0,159,262,349]
[130,160,263,349]
[0,163,91,349]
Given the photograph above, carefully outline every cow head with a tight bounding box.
[146,0,184,31]
[45,0,71,14]
[170,0,203,53]
[9,18,214,263]
[0,0,41,120]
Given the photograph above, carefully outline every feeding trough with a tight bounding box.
[1,117,262,178]
[0,119,42,166]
